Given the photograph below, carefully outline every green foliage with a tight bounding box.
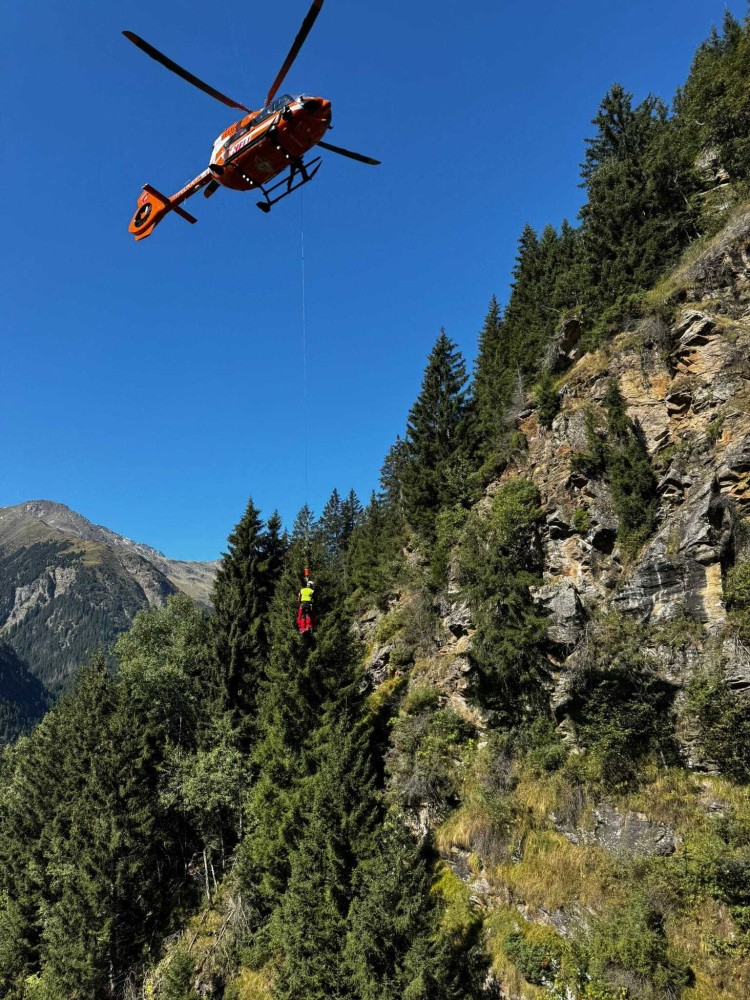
[0,644,47,745]
[503,930,559,986]
[602,379,658,556]
[400,331,474,540]
[160,949,200,1000]
[236,553,369,944]
[584,895,693,999]
[534,371,561,429]
[161,713,250,859]
[346,491,406,606]
[456,479,549,720]
[573,507,592,534]
[210,499,287,727]
[0,656,201,997]
[272,711,378,999]
[345,823,444,1000]
[686,666,750,782]
[568,613,678,787]
[705,415,725,444]
[516,717,568,777]
[473,223,585,455]
[676,11,750,184]
[571,382,657,557]
[430,506,470,590]
[317,488,363,570]
[389,698,476,815]
[580,84,699,338]
[726,559,750,642]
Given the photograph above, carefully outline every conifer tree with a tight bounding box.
[292,504,316,544]
[0,660,192,997]
[580,84,697,324]
[319,488,344,560]
[272,599,377,999]
[274,712,377,999]
[458,479,549,721]
[675,12,750,181]
[601,378,658,554]
[211,500,287,726]
[401,331,472,539]
[346,491,405,602]
[344,822,448,1000]
[234,540,333,928]
[473,296,508,450]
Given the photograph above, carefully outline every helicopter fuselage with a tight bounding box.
[211,93,332,190]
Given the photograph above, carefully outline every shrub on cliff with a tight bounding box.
[456,479,549,721]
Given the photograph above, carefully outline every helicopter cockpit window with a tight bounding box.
[224,95,295,149]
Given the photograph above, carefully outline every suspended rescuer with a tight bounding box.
[297,579,315,633]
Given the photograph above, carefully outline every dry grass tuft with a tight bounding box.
[618,767,706,833]
[229,967,274,1000]
[494,829,609,913]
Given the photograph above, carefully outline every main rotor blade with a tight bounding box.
[318,140,381,166]
[123,31,251,113]
[265,0,324,106]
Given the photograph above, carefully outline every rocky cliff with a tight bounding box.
[362,207,750,999]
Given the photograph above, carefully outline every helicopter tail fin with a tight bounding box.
[128,184,197,241]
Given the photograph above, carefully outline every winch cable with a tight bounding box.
[300,192,310,565]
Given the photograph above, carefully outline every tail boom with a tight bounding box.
[128,171,212,241]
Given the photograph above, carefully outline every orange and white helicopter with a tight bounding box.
[123,0,379,241]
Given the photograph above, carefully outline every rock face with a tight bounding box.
[555,803,676,857]
[613,478,732,625]
[531,580,585,647]
[375,211,750,864]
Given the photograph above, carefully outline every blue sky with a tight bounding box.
[2,0,745,560]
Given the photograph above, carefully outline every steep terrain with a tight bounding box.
[361,209,750,999]
[0,501,218,705]
[5,15,750,999]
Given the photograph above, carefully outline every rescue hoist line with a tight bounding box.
[300,194,311,567]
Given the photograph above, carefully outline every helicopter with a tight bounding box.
[123,0,380,241]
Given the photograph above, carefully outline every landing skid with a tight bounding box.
[256,156,322,212]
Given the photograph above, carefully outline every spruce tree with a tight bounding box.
[580,84,697,326]
[346,491,405,602]
[273,605,377,1000]
[473,296,508,451]
[234,543,332,929]
[601,378,658,554]
[344,822,448,1000]
[675,12,750,182]
[274,713,377,999]
[211,500,287,726]
[401,331,471,539]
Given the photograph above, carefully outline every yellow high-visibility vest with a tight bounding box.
[300,587,314,603]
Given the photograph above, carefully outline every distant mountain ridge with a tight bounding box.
[0,501,219,602]
[0,501,219,734]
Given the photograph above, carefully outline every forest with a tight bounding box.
[3,10,750,1000]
